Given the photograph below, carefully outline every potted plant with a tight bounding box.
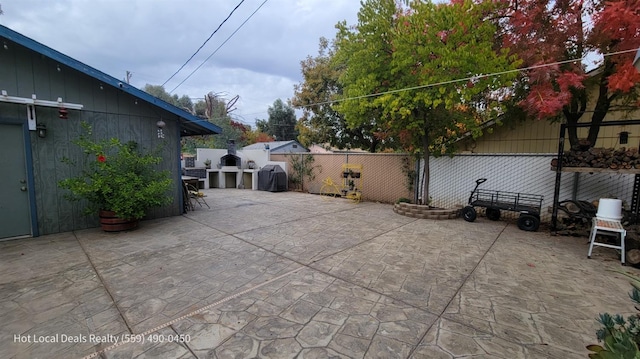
[204,159,211,169]
[58,122,173,231]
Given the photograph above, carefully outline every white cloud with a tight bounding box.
[0,0,360,127]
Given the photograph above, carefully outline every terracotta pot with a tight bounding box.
[99,210,139,232]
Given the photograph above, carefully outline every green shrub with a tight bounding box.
[289,153,320,192]
[588,271,640,358]
[59,122,173,220]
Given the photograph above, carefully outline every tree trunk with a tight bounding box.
[586,62,615,147]
[368,138,379,153]
[421,131,430,206]
[563,89,586,148]
[566,116,579,149]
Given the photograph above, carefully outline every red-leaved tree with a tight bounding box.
[496,0,640,148]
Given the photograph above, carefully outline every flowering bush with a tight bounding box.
[59,122,173,220]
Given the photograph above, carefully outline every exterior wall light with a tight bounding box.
[157,119,166,139]
[36,123,47,138]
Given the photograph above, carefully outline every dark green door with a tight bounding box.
[0,124,32,239]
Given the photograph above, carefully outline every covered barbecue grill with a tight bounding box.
[258,165,287,192]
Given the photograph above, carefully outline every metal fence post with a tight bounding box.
[551,123,566,233]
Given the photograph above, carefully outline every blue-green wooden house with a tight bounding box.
[0,25,221,239]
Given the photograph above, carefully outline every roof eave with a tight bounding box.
[0,25,221,137]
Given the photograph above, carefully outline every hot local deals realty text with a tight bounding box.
[14,334,123,344]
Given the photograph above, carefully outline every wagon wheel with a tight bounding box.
[517,214,540,231]
[486,208,501,221]
[461,206,477,222]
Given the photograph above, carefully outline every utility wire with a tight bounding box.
[308,47,640,108]
[160,46,639,127]
[169,0,269,94]
[162,0,246,87]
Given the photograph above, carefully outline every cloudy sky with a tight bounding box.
[0,0,361,127]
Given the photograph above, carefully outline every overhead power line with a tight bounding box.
[162,0,246,87]
[169,0,269,94]
[308,47,640,108]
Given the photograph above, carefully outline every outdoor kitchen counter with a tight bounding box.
[206,168,260,190]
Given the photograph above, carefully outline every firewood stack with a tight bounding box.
[625,224,640,267]
[551,146,640,170]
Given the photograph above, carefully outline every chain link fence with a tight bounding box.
[272,149,637,225]
[271,153,414,204]
[425,154,636,222]
[426,154,556,220]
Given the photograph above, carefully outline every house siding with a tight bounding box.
[463,114,640,154]
[0,43,181,235]
[273,143,307,153]
[462,77,640,154]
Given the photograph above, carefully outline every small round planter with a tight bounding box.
[99,210,139,232]
[392,202,459,220]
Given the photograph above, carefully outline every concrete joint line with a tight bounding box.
[81,266,303,359]
[307,217,422,264]
[406,222,510,358]
[185,200,375,238]
[169,323,198,358]
[73,231,135,333]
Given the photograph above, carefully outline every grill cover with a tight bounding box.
[258,165,287,192]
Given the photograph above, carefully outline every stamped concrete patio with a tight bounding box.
[1,189,638,358]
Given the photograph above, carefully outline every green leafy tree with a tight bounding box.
[176,95,194,114]
[261,99,298,141]
[143,84,194,113]
[255,119,270,134]
[194,100,207,118]
[335,0,518,203]
[333,0,399,153]
[293,37,390,152]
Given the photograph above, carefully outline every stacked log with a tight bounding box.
[626,225,640,267]
[551,147,640,170]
